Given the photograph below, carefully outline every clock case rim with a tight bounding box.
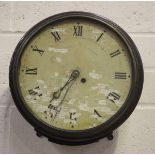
[9,11,144,145]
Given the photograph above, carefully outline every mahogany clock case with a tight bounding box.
[9,12,144,145]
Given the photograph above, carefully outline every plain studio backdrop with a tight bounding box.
[0,1,155,154]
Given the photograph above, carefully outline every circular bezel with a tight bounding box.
[9,11,144,145]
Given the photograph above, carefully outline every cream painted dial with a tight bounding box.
[19,19,132,130]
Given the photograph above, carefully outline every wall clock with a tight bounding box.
[9,12,144,145]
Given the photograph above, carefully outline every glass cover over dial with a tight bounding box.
[19,19,132,130]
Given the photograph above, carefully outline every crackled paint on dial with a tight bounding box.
[19,19,132,130]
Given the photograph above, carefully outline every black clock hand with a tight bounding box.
[50,71,79,121]
[50,70,80,102]
[48,70,80,120]
[52,80,75,121]
[61,70,80,91]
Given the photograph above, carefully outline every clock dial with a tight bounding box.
[18,19,132,130]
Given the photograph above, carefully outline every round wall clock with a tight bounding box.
[9,12,144,145]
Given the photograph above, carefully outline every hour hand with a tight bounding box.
[50,89,61,102]
[50,70,80,102]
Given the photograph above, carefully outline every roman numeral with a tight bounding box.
[69,112,77,128]
[73,25,83,36]
[51,29,61,42]
[115,72,126,79]
[110,49,121,58]
[96,33,104,42]
[48,104,61,113]
[32,45,44,56]
[107,92,120,103]
[70,112,77,121]
[94,109,102,117]
[25,67,37,75]
[47,104,61,121]
[28,86,42,99]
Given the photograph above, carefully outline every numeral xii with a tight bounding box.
[73,25,83,36]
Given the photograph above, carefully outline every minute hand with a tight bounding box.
[57,77,77,107]
[61,70,80,91]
